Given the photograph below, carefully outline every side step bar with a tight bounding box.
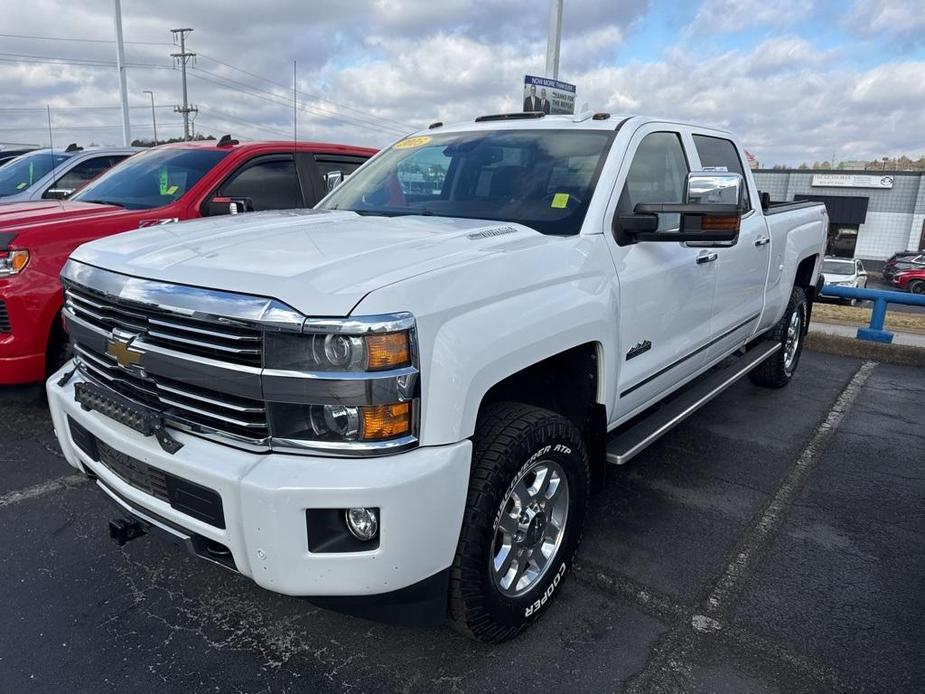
[606,342,781,465]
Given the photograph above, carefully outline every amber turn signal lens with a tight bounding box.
[364,331,411,370]
[360,402,411,440]
[700,214,740,232]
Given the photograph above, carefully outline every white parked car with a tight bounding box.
[47,111,827,642]
[0,145,140,203]
[820,256,868,304]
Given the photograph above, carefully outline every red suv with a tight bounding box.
[893,267,925,295]
[0,137,376,385]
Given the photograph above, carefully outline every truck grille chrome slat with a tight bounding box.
[68,283,270,442]
[65,285,263,368]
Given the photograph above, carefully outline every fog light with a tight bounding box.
[345,507,379,541]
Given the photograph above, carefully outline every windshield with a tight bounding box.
[822,260,854,275]
[0,151,72,197]
[318,129,615,235]
[72,147,230,210]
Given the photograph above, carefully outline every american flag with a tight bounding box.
[744,149,759,169]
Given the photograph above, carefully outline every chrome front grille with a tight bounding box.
[65,285,262,367]
[64,284,270,444]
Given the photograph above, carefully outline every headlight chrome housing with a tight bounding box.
[265,312,420,455]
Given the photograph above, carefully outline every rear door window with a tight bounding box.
[43,155,128,199]
[692,135,751,209]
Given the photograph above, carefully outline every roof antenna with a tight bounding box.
[46,105,60,202]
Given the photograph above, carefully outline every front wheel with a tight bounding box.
[749,286,807,389]
[448,403,589,643]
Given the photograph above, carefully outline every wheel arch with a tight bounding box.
[474,342,608,491]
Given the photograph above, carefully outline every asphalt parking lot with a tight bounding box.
[1,351,922,693]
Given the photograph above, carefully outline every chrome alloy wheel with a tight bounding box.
[783,305,803,374]
[490,459,570,598]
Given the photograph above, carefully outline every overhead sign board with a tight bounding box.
[522,75,576,115]
[811,174,895,189]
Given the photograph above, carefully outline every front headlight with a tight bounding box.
[265,314,419,452]
[0,249,29,277]
[265,330,411,371]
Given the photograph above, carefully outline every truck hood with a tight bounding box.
[0,200,124,233]
[70,209,555,316]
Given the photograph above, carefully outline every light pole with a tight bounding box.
[142,90,158,145]
[113,0,131,145]
[545,0,563,80]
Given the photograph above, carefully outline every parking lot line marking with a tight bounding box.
[704,360,877,615]
[0,474,88,509]
[625,360,878,694]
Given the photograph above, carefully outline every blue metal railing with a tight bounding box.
[820,285,925,343]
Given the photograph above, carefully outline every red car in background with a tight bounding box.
[0,137,376,385]
[892,267,925,295]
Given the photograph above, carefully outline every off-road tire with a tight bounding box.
[748,286,807,389]
[448,403,589,643]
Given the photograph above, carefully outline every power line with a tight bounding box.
[0,32,172,46]
[0,52,171,69]
[196,108,293,139]
[197,52,414,131]
[188,67,408,136]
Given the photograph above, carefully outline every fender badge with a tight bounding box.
[626,340,652,361]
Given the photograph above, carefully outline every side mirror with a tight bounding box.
[614,172,746,244]
[44,187,76,200]
[205,196,253,216]
[323,170,346,192]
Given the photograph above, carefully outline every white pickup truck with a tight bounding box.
[48,112,827,642]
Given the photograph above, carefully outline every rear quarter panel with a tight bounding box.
[758,204,827,332]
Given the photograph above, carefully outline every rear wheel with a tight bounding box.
[910,280,925,295]
[448,403,589,643]
[749,286,807,389]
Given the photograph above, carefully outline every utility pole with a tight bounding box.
[545,0,563,80]
[170,27,197,141]
[143,90,158,145]
[113,0,131,146]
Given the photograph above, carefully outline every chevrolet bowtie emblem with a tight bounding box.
[106,331,144,371]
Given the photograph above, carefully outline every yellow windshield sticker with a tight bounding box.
[166,185,179,195]
[551,193,570,209]
[16,181,27,190]
[394,135,432,150]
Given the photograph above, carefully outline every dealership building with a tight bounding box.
[752,169,925,268]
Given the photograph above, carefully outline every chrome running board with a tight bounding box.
[606,342,782,465]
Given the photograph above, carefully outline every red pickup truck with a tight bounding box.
[0,137,376,385]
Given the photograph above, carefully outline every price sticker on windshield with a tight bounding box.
[394,135,432,150]
[551,193,570,209]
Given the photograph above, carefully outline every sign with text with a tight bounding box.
[522,75,576,115]
[811,173,895,189]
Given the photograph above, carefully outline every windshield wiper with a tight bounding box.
[81,199,125,208]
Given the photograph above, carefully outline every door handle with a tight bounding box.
[696,252,718,264]
[754,235,770,247]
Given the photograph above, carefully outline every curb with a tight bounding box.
[805,332,925,367]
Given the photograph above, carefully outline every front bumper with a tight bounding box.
[47,365,472,597]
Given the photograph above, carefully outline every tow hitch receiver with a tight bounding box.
[109,517,147,546]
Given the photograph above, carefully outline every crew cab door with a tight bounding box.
[689,134,770,362]
[606,125,718,418]
[201,154,305,216]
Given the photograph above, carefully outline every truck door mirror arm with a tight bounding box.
[612,172,745,245]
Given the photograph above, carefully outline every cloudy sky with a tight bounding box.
[1,0,923,166]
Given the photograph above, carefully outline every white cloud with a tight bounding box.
[845,0,925,45]
[0,0,922,166]
[688,0,815,34]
